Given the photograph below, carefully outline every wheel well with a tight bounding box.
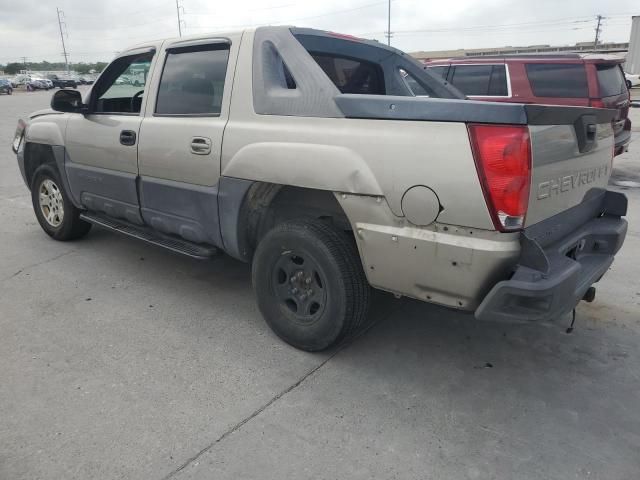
[24,143,56,189]
[239,183,353,257]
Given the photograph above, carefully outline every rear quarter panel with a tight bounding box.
[221,29,495,230]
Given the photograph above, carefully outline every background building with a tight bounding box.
[410,41,629,62]
[626,16,640,74]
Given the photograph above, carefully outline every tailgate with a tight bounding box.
[525,105,616,227]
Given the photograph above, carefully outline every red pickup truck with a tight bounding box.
[424,54,632,156]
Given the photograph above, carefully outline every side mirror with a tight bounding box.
[51,89,87,113]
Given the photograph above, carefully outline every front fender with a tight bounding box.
[25,120,65,146]
[222,142,384,196]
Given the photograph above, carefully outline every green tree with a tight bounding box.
[4,62,25,74]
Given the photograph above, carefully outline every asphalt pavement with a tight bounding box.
[1,87,640,479]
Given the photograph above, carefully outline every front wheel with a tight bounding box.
[252,219,371,351]
[31,164,91,241]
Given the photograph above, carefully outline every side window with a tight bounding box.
[449,65,493,96]
[488,65,508,96]
[309,53,385,95]
[399,68,430,96]
[525,63,588,98]
[427,66,448,79]
[94,54,153,114]
[155,45,230,115]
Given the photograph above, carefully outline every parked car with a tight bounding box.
[26,78,51,91]
[0,79,13,95]
[12,27,627,351]
[625,72,640,89]
[425,54,632,156]
[47,74,78,89]
[13,74,31,86]
[78,76,95,85]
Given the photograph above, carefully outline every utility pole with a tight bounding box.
[56,7,70,73]
[21,56,28,73]
[176,0,185,37]
[594,14,603,49]
[385,0,392,46]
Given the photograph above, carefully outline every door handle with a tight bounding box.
[120,130,137,146]
[190,137,212,155]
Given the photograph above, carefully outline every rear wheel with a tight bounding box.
[252,219,371,352]
[627,80,633,89]
[31,164,91,241]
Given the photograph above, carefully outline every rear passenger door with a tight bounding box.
[137,36,239,246]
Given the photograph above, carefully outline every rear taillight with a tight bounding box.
[468,124,532,232]
[589,99,605,108]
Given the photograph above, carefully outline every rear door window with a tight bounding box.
[596,64,626,97]
[155,45,229,115]
[449,65,508,96]
[525,63,588,98]
[308,53,385,94]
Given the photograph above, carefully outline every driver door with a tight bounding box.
[65,48,156,225]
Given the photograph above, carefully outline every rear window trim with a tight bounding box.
[451,63,512,99]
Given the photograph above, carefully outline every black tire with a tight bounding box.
[627,80,633,90]
[31,164,92,241]
[252,219,371,351]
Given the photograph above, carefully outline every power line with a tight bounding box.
[382,17,595,36]
[64,3,174,20]
[186,0,390,30]
[70,15,175,31]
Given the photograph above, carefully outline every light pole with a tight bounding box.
[386,0,391,46]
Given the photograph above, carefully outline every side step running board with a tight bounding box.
[80,212,218,260]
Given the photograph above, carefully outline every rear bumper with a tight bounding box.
[614,120,631,156]
[475,190,627,322]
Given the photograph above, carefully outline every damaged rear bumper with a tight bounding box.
[475,190,627,323]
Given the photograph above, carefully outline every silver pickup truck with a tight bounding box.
[12,27,628,351]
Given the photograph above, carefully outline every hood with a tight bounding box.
[29,108,63,120]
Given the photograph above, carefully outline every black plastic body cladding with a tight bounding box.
[335,94,617,126]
